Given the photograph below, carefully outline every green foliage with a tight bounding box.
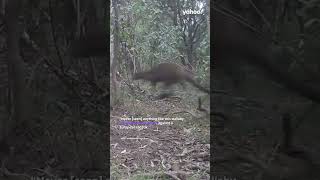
[116,0,209,71]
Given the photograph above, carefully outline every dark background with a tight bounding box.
[212,0,320,180]
[0,0,320,179]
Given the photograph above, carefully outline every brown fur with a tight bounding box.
[133,63,209,94]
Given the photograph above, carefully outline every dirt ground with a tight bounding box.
[110,93,210,179]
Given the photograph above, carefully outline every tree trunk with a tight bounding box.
[3,0,32,142]
[111,0,120,105]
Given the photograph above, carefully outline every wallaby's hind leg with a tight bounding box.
[150,82,157,91]
[156,82,174,99]
[155,92,174,99]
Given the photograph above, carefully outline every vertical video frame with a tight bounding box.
[110,0,210,179]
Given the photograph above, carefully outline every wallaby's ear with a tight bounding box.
[69,27,107,58]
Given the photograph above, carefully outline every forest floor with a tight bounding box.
[110,92,210,179]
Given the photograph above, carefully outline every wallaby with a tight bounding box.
[133,63,209,94]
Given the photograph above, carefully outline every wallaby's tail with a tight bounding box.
[186,77,210,94]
